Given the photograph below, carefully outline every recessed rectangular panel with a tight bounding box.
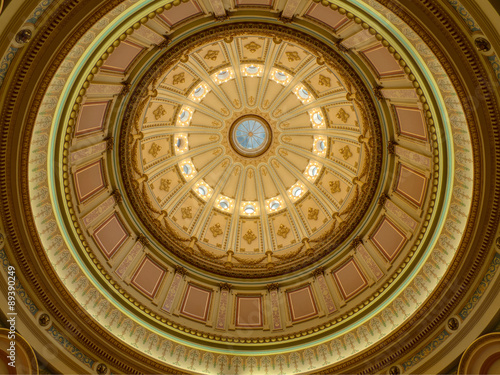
[159,0,203,26]
[235,0,273,6]
[371,217,407,261]
[395,164,428,207]
[75,102,109,136]
[361,45,404,77]
[180,284,212,322]
[333,259,368,300]
[304,3,349,31]
[131,257,165,298]
[236,295,263,328]
[93,213,128,258]
[286,285,318,322]
[101,41,144,73]
[74,159,106,203]
[395,106,427,140]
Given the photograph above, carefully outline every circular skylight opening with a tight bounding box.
[179,110,190,122]
[194,87,205,97]
[299,88,310,99]
[244,205,255,214]
[229,115,272,158]
[217,70,229,80]
[308,165,318,177]
[270,200,280,210]
[313,113,323,124]
[182,164,192,174]
[246,65,259,74]
[275,71,287,81]
[317,140,325,151]
[219,200,229,209]
[197,185,208,196]
[292,187,303,197]
[176,138,183,148]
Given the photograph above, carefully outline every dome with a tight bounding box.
[1,0,500,374]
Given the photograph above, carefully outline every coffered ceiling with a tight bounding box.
[1,0,500,374]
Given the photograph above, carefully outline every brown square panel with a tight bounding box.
[75,101,109,136]
[101,40,144,73]
[74,159,106,203]
[395,164,428,207]
[93,213,128,258]
[333,259,368,300]
[304,3,349,31]
[395,106,427,140]
[286,285,318,322]
[131,257,166,298]
[180,284,213,322]
[235,295,263,328]
[371,217,407,261]
[159,0,203,26]
[361,45,404,77]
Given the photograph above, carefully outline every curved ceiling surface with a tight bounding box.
[2,0,500,374]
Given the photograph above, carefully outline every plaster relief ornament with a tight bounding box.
[148,143,162,157]
[308,208,319,220]
[159,178,171,192]
[277,224,290,238]
[330,180,341,194]
[243,229,257,244]
[318,74,331,87]
[244,42,261,53]
[204,50,219,60]
[153,105,166,120]
[181,206,193,219]
[337,108,350,123]
[172,72,185,85]
[210,223,223,237]
[286,51,301,62]
[339,145,353,160]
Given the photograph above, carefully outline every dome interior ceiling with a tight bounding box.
[1,0,498,374]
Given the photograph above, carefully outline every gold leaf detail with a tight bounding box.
[160,178,171,192]
[277,224,290,238]
[181,206,192,219]
[153,105,166,120]
[221,108,229,115]
[318,74,331,87]
[280,149,288,156]
[261,168,267,176]
[148,143,162,157]
[172,72,185,85]
[248,169,254,178]
[286,51,300,62]
[249,96,255,105]
[233,99,240,107]
[221,160,229,168]
[329,180,341,194]
[209,135,218,141]
[204,50,219,61]
[210,223,223,237]
[339,145,353,160]
[263,99,270,108]
[213,149,222,156]
[244,42,261,53]
[243,229,257,244]
[336,108,350,123]
[283,136,292,142]
[308,208,319,220]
